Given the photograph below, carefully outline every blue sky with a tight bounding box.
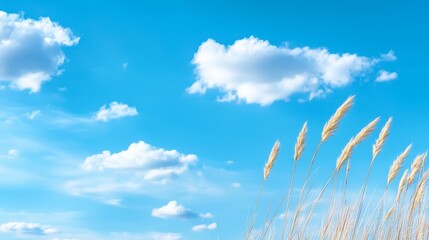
[0,0,428,239]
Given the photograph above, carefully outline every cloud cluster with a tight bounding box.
[191,222,217,232]
[81,141,197,182]
[95,102,138,122]
[0,11,79,92]
[152,201,212,219]
[188,36,396,105]
[0,222,58,235]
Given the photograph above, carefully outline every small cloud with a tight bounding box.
[192,222,217,232]
[226,160,234,165]
[8,149,19,156]
[25,110,41,120]
[0,222,58,235]
[95,102,138,122]
[81,141,197,183]
[380,50,397,61]
[376,70,398,82]
[149,232,182,240]
[232,182,241,188]
[199,213,214,219]
[104,198,122,206]
[123,63,129,70]
[152,201,199,219]
[59,87,67,92]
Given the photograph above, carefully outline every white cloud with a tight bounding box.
[0,11,79,92]
[123,62,128,70]
[188,36,394,105]
[376,70,398,82]
[191,222,217,232]
[95,102,138,122]
[81,141,197,182]
[104,198,122,206]
[199,212,214,219]
[226,160,234,165]
[232,182,241,188]
[25,110,41,119]
[380,50,397,61]
[149,232,182,240]
[152,201,198,219]
[152,201,211,219]
[8,149,19,156]
[0,221,58,235]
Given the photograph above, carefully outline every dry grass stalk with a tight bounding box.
[321,95,355,142]
[336,117,379,172]
[384,206,394,222]
[263,140,280,181]
[294,122,307,161]
[411,171,429,212]
[373,117,392,160]
[388,144,412,185]
[397,169,409,201]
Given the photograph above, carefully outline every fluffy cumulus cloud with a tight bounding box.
[0,11,79,92]
[152,201,212,219]
[81,141,197,182]
[191,222,217,232]
[376,70,398,82]
[188,36,395,105]
[95,102,138,122]
[0,222,58,235]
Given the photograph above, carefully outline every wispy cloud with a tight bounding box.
[189,36,396,105]
[0,11,79,93]
[25,110,41,120]
[0,222,58,235]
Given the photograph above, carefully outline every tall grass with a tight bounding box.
[245,96,428,240]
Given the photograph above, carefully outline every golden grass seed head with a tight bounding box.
[408,153,426,185]
[264,140,280,181]
[321,96,355,142]
[336,118,379,172]
[294,121,307,161]
[372,117,392,160]
[388,144,412,185]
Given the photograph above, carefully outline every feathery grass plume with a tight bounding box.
[321,96,355,142]
[264,140,280,181]
[373,117,392,160]
[336,117,379,172]
[397,169,409,201]
[408,153,427,185]
[411,171,429,212]
[294,122,307,161]
[388,144,412,185]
